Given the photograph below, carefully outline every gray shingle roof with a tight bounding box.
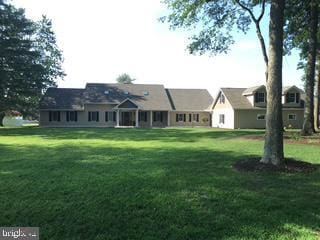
[283,85,304,94]
[221,88,253,109]
[40,83,173,111]
[84,83,172,110]
[242,85,265,95]
[40,88,85,110]
[165,88,213,111]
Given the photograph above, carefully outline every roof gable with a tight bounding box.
[283,85,304,94]
[212,88,252,110]
[114,99,139,109]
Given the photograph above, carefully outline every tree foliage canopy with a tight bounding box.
[160,0,263,55]
[116,73,135,84]
[0,2,65,117]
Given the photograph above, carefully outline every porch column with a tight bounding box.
[135,109,139,127]
[150,110,153,127]
[116,110,120,127]
[167,111,170,127]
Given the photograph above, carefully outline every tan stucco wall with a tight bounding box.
[234,109,304,129]
[169,111,211,127]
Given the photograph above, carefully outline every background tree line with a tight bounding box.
[0,0,64,121]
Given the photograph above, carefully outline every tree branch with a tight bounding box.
[234,0,268,80]
[234,0,258,23]
[257,0,266,23]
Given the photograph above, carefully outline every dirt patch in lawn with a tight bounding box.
[233,158,318,173]
[240,134,320,146]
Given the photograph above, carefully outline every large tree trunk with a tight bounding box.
[261,0,285,166]
[315,61,320,130]
[301,0,318,135]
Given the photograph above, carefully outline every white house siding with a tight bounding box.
[247,95,254,106]
[212,93,234,129]
[212,108,234,129]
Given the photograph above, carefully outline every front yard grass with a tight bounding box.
[0,127,319,240]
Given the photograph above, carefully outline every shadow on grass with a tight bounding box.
[0,142,319,240]
[0,127,265,143]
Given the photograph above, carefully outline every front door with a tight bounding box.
[122,112,131,126]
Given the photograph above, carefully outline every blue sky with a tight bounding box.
[12,0,303,96]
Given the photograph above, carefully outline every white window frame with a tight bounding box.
[287,93,297,103]
[256,92,265,103]
[257,114,266,120]
[288,114,297,120]
[219,114,225,124]
[192,113,199,122]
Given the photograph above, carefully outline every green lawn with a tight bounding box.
[0,127,319,240]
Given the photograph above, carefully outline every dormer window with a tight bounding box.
[124,91,129,95]
[286,92,300,103]
[255,92,265,103]
[219,94,225,104]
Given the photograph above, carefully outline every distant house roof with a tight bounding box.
[166,88,213,111]
[40,83,213,111]
[40,88,85,110]
[83,83,172,111]
[214,86,305,110]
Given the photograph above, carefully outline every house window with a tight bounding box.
[219,114,225,124]
[288,114,296,120]
[255,92,265,103]
[286,93,300,103]
[88,111,99,122]
[66,111,77,122]
[49,111,61,122]
[219,94,225,104]
[139,112,148,122]
[176,113,186,122]
[257,114,265,120]
[105,111,115,122]
[192,113,199,122]
[153,111,163,122]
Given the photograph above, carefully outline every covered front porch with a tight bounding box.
[114,99,169,128]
